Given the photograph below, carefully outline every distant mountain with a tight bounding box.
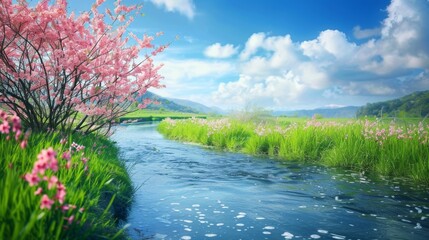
[357,90,429,118]
[166,97,223,114]
[138,92,198,113]
[273,106,359,118]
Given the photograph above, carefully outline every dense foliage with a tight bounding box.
[357,90,429,118]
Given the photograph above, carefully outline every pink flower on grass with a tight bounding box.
[0,122,10,134]
[40,194,55,209]
[24,172,40,186]
[34,187,43,195]
[62,151,71,161]
[56,183,67,204]
[47,176,58,190]
[65,215,75,225]
[20,140,27,149]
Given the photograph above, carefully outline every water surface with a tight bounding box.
[111,124,429,239]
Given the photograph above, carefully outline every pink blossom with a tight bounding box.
[47,176,58,190]
[24,172,40,186]
[62,151,71,161]
[0,122,10,134]
[40,194,55,210]
[56,183,66,204]
[34,187,43,195]
[60,138,67,144]
[65,215,75,225]
[20,140,27,149]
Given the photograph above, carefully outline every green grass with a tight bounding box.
[158,117,429,185]
[0,131,133,239]
[119,109,207,122]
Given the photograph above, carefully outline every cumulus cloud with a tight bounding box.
[150,0,195,19]
[151,58,236,103]
[211,0,429,110]
[204,43,239,58]
[353,26,381,39]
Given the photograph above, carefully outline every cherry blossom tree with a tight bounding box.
[0,0,166,135]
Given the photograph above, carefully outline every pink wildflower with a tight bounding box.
[65,215,75,225]
[34,187,43,195]
[47,176,58,190]
[24,172,40,186]
[56,183,66,204]
[60,138,67,145]
[40,194,55,209]
[62,151,71,161]
[65,161,71,169]
[20,140,27,149]
[0,122,10,134]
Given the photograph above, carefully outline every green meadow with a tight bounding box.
[158,117,429,184]
[0,131,132,239]
[119,109,207,123]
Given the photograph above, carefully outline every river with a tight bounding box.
[111,123,429,240]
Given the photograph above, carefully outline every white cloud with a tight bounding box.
[204,43,238,58]
[150,0,195,19]
[211,0,429,110]
[353,26,381,39]
[240,32,266,60]
[151,58,236,104]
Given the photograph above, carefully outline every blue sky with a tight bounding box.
[71,0,429,110]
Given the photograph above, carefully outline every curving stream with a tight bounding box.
[111,123,429,240]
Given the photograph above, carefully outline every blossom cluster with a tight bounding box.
[23,143,86,224]
[0,109,28,148]
[362,119,429,145]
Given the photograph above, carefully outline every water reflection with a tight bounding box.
[111,124,429,240]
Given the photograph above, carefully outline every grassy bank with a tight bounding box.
[0,131,133,239]
[119,109,207,123]
[158,117,429,184]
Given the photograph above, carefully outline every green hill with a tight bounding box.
[137,92,199,113]
[357,90,429,118]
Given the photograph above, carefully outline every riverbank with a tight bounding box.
[158,117,429,185]
[0,131,133,239]
[119,109,207,123]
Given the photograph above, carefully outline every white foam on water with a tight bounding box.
[184,228,192,232]
[181,236,191,240]
[317,229,328,234]
[415,207,423,214]
[256,217,265,220]
[153,233,168,239]
[310,234,321,239]
[263,231,271,235]
[236,223,245,227]
[183,220,193,223]
[185,208,192,211]
[171,203,180,205]
[213,210,221,214]
[263,226,275,230]
[281,231,294,239]
[415,223,422,229]
[192,204,200,208]
[205,233,217,238]
[216,223,224,226]
[298,205,307,208]
[331,233,346,239]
